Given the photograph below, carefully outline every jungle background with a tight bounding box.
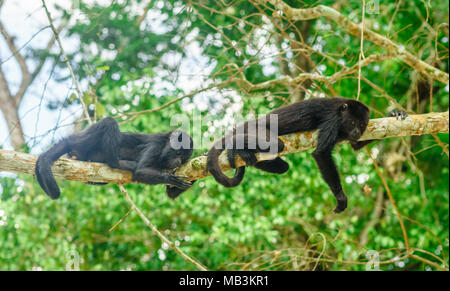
[0,0,448,270]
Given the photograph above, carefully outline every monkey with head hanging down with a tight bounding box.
[207,97,407,213]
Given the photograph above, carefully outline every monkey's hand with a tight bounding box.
[166,174,192,190]
[389,110,408,120]
[333,191,348,213]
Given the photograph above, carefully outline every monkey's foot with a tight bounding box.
[389,110,408,120]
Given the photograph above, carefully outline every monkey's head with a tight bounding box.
[339,100,370,142]
[161,130,194,169]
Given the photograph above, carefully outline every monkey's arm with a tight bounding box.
[350,139,375,151]
[312,119,347,213]
[131,144,192,189]
[118,160,138,171]
[133,167,192,189]
[312,150,347,213]
[166,181,197,199]
[254,157,289,174]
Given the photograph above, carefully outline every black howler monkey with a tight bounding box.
[207,97,407,213]
[35,117,194,200]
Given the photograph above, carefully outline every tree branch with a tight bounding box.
[0,112,448,184]
[28,23,65,92]
[264,0,449,84]
[235,54,395,93]
[0,20,31,95]
[41,0,92,125]
[117,184,207,271]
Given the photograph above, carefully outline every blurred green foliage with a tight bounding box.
[0,0,448,270]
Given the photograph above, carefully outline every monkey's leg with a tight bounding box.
[97,117,121,168]
[229,149,258,167]
[254,157,289,174]
[228,133,284,167]
[118,160,137,171]
[225,134,257,168]
[75,117,121,168]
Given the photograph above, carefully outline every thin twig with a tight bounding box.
[117,184,208,271]
[266,0,449,84]
[366,147,410,251]
[108,206,134,232]
[356,0,366,100]
[41,0,92,125]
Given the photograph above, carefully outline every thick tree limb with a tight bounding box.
[0,112,448,185]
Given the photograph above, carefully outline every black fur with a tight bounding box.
[35,117,194,200]
[207,97,406,213]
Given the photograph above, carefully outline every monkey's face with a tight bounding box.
[341,117,368,141]
[161,147,193,169]
[339,101,370,141]
[161,131,194,169]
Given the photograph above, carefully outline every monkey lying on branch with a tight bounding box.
[35,117,194,200]
[207,97,407,213]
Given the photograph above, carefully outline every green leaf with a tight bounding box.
[96,65,110,71]
[95,102,106,117]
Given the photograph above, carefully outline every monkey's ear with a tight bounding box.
[340,103,348,111]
